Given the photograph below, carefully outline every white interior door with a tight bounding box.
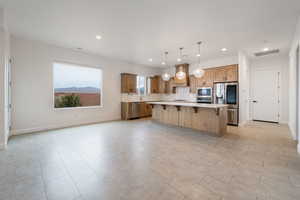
[252,68,279,123]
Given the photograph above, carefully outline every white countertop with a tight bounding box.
[147,101,228,109]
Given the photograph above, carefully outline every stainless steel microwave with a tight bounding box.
[197,87,212,97]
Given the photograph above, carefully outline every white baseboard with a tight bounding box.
[238,120,249,127]
[279,121,289,125]
[288,122,297,140]
[11,119,121,136]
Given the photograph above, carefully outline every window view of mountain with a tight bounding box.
[54,87,101,94]
[53,62,102,108]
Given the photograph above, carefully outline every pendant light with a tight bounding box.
[193,41,205,78]
[177,47,183,62]
[161,52,171,81]
[176,47,186,80]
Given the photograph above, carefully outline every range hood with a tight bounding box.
[174,63,189,87]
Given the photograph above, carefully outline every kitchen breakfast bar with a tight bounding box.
[148,102,228,136]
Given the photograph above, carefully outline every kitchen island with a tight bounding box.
[148,101,228,136]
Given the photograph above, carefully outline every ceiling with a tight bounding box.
[1,0,300,67]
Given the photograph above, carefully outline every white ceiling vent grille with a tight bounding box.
[254,49,280,57]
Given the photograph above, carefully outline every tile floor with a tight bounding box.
[0,119,300,200]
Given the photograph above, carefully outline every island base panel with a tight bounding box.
[152,105,227,136]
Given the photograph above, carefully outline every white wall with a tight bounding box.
[238,51,251,126]
[249,54,289,124]
[11,37,162,135]
[289,16,300,152]
[0,8,10,149]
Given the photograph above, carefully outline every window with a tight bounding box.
[53,62,102,108]
[136,76,152,95]
[137,76,146,95]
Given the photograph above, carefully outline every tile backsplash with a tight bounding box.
[121,93,161,102]
[121,87,197,102]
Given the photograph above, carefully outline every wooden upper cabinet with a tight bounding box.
[214,67,227,82]
[151,75,167,94]
[157,75,166,93]
[204,69,215,86]
[189,75,197,93]
[198,69,214,87]
[150,76,159,93]
[192,69,215,89]
[121,73,137,93]
[225,64,238,82]
[213,65,238,83]
[165,77,176,94]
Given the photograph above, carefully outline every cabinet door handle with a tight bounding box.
[253,100,257,103]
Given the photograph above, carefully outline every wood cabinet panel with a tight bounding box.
[165,77,176,94]
[151,75,167,94]
[157,76,166,93]
[139,102,146,117]
[225,65,238,82]
[152,105,163,121]
[213,65,238,83]
[189,75,197,93]
[121,102,152,120]
[213,67,227,82]
[146,104,152,116]
[150,76,159,93]
[190,69,214,92]
[204,69,214,86]
[197,69,214,87]
[179,107,193,128]
[162,106,179,125]
[121,73,137,93]
[190,65,238,93]
[152,105,228,136]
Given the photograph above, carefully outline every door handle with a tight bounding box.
[252,100,257,103]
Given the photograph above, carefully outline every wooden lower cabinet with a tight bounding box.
[121,102,152,120]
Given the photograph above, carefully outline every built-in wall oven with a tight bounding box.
[214,82,239,125]
[197,87,213,104]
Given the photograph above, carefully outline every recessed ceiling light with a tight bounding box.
[196,54,201,57]
[177,58,182,62]
[221,48,227,52]
[263,47,269,52]
[161,61,166,65]
[96,35,102,40]
[148,58,153,62]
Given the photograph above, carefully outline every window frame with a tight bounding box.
[52,61,103,110]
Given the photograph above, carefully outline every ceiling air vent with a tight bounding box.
[254,49,280,57]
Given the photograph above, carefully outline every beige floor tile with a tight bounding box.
[1,120,299,200]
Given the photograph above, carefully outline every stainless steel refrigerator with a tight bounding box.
[214,82,239,125]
